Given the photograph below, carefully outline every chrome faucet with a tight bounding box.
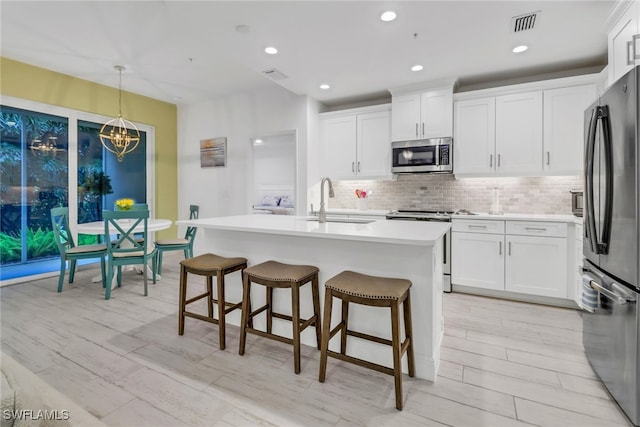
[318,177,335,223]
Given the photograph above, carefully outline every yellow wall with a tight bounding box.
[0,57,178,238]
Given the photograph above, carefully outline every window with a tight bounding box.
[77,121,147,245]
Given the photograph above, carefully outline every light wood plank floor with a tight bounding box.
[1,253,633,427]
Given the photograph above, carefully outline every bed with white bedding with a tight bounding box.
[252,184,295,215]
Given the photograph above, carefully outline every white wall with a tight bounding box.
[177,85,311,219]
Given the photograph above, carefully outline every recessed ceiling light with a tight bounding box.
[265,46,278,55]
[254,139,263,144]
[411,64,424,72]
[380,11,397,22]
[512,45,528,53]
[235,24,250,34]
[320,83,330,90]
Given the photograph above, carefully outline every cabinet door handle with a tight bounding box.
[357,161,361,172]
[546,151,550,166]
[508,241,512,256]
[415,123,419,138]
[525,227,547,232]
[633,34,640,62]
[352,162,355,173]
[627,36,640,65]
[468,225,487,229]
[499,241,502,255]
[497,154,501,167]
[422,122,425,137]
[489,154,493,168]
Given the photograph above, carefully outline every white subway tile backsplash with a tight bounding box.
[329,175,582,215]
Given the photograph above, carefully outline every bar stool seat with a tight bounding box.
[239,260,322,374]
[179,253,247,350]
[319,270,415,410]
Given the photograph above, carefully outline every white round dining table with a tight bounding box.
[76,218,173,235]
[76,218,173,290]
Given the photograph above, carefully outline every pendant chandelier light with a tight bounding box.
[30,136,64,157]
[99,65,140,162]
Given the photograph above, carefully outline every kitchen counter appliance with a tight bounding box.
[386,209,453,292]
[582,66,639,427]
[570,190,583,217]
[391,138,452,174]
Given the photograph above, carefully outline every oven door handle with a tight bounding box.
[443,232,447,265]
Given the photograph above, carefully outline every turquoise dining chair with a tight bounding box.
[51,207,107,292]
[111,203,148,243]
[155,205,199,274]
[103,209,157,300]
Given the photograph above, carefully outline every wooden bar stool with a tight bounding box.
[178,253,247,350]
[318,270,415,410]
[239,260,321,374]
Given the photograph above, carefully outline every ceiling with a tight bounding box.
[1,1,614,108]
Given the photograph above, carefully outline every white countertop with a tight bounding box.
[311,208,389,216]
[452,213,581,223]
[178,215,449,246]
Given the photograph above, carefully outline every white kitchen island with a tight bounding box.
[176,214,449,381]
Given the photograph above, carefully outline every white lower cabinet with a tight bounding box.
[452,232,504,290]
[504,234,567,298]
[452,219,570,300]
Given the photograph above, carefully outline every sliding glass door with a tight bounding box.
[0,107,69,276]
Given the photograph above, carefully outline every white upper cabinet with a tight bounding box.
[391,93,422,141]
[320,115,357,179]
[357,110,391,178]
[543,85,597,175]
[454,74,599,177]
[454,97,496,174]
[608,1,639,85]
[495,91,543,175]
[454,92,542,176]
[390,82,454,142]
[421,89,454,139]
[319,105,391,180]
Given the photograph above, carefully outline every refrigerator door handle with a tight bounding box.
[585,106,598,254]
[599,105,613,255]
[584,105,612,255]
[590,280,634,305]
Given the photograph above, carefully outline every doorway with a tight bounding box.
[250,131,297,214]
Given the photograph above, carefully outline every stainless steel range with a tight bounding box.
[386,209,453,292]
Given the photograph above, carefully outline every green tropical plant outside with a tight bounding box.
[77,234,98,246]
[0,228,59,264]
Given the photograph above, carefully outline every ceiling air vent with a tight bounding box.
[511,11,540,33]
[262,68,288,81]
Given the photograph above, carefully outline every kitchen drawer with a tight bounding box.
[506,221,567,238]
[452,219,505,234]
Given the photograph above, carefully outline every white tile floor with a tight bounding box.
[0,253,633,426]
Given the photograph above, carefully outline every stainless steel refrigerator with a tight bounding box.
[583,65,640,427]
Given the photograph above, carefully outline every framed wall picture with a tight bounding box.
[200,137,227,167]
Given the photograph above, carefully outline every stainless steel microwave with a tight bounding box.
[391,138,453,174]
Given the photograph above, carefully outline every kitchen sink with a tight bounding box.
[305,218,375,224]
